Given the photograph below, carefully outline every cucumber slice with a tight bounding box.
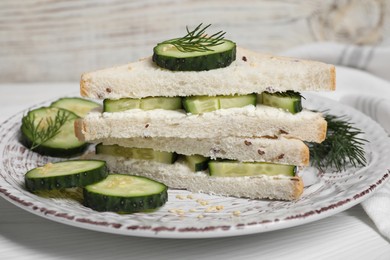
[51,97,100,117]
[140,97,182,110]
[261,91,303,114]
[83,174,168,213]
[183,96,219,114]
[184,155,210,172]
[208,160,297,177]
[103,97,182,112]
[25,160,107,192]
[219,95,257,109]
[183,94,256,114]
[104,98,139,112]
[153,39,236,71]
[96,144,177,164]
[21,107,88,157]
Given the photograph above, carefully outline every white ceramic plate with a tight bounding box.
[0,94,389,239]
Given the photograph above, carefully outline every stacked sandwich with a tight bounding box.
[75,25,335,200]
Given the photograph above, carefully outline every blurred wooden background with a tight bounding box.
[0,0,389,82]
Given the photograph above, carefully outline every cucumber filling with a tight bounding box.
[96,144,177,164]
[96,144,297,177]
[102,91,302,114]
[104,97,182,112]
[183,94,257,114]
[260,91,303,114]
[184,154,210,172]
[208,160,297,177]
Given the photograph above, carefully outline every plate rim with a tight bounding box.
[0,94,389,239]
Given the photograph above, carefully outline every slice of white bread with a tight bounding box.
[75,106,327,143]
[97,136,309,166]
[80,47,336,99]
[88,154,304,200]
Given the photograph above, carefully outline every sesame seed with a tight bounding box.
[176,209,185,214]
[205,206,216,213]
[232,210,241,216]
[175,195,186,200]
[216,205,224,211]
[196,199,209,206]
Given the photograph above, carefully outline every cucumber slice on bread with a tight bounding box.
[183,94,256,114]
[25,160,107,192]
[208,160,297,177]
[261,91,303,114]
[96,144,177,164]
[153,39,236,71]
[103,97,182,112]
[83,174,168,213]
[184,154,210,172]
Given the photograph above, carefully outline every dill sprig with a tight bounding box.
[162,23,226,52]
[22,109,71,150]
[307,113,367,172]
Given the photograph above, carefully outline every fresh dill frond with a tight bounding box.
[162,23,226,52]
[22,109,71,150]
[307,113,367,172]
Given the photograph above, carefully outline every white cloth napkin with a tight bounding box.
[282,43,390,241]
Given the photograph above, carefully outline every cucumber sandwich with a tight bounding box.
[75,24,336,200]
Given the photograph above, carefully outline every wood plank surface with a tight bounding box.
[0,0,389,82]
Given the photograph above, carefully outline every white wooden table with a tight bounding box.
[0,83,389,260]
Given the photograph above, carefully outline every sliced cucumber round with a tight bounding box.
[260,91,303,114]
[96,144,177,164]
[208,160,297,177]
[83,174,168,213]
[51,97,100,117]
[183,94,256,114]
[21,107,88,157]
[25,160,107,192]
[153,39,236,71]
[103,96,182,112]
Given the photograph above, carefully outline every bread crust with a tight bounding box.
[79,74,89,97]
[300,144,310,166]
[292,176,304,199]
[330,65,336,91]
[74,119,85,142]
[318,117,328,143]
